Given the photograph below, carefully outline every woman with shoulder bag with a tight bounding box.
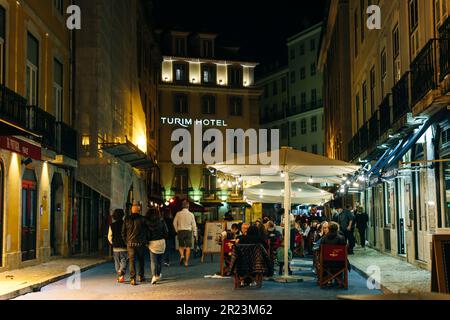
[145,208,169,285]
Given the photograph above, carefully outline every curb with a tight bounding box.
[0,260,109,300]
[348,261,393,294]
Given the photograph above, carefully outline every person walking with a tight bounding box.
[173,200,198,268]
[108,209,128,283]
[122,202,149,285]
[146,208,169,285]
[163,210,176,267]
[337,206,355,254]
[355,206,369,249]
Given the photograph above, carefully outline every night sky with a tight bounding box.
[152,0,327,67]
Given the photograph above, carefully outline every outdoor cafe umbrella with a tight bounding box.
[210,147,359,279]
[244,182,333,204]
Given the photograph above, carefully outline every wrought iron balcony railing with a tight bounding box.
[0,85,29,129]
[368,110,380,147]
[379,94,392,136]
[439,16,450,81]
[392,71,411,123]
[56,121,78,160]
[29,106,56,150]
[410,39,438,107]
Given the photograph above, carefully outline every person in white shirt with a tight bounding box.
[173,200,198,267]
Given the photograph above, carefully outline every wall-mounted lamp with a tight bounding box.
[21,157,33,166]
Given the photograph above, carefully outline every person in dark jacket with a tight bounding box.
[355,206,369,248]
[122,203,149,285]
[321,222,347,246]
[146,208,168,285]
[163,210,176,267]
[108,209,128,283]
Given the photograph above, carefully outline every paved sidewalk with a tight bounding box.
[0,256,109,300]
[348,246,431,294]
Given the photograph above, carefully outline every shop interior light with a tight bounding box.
[298,188,302,192]
[218,178,222,183]
[165,201,170,206]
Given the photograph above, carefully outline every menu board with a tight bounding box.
[201,222,226,262]
[431,234,450,294]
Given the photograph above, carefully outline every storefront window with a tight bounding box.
[443,161,450,227]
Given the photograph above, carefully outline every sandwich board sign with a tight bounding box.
[201,221,225,263]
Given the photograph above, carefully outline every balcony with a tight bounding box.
[410,39,438,107]
[358,122,369,153]
[368,110,380,147]
[439,16,450,81]
[56,122,78,160]
[379,94,392,136]
[392,72,411,123]
[30,106,56,150]
[0,85,30,131]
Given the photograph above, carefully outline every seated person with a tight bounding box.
[319,222,348,285]
[235,223,250,243]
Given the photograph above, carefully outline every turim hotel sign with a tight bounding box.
[161,117,229,128]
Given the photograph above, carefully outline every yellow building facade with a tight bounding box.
[0,0,76,271]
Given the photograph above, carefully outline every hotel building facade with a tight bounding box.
[157,30,262,221]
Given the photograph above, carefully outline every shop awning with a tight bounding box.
[101,140,153,170]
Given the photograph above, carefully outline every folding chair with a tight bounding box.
[318,244,348,289]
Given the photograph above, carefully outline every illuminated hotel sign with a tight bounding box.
[160,117,229,128]
[0,136,41,160]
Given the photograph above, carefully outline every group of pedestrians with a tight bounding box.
[331,205,369,254]
[107,200,198,286]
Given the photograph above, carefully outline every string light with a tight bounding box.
[308,176,313,183]
[280,171,285,178]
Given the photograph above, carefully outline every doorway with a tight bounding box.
[50,173,64,256]
[22,169,38,261]
[0,161,4,266]
[395,178,406,255]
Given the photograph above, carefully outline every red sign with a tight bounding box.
[0,136,41,160]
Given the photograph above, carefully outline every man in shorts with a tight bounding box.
[173,200,198,267]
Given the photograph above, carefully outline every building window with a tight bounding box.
[273,80,278,95]
[300,67,306,80]
[311,89,317,108]
[291,96,296,110]
[202,64,215,84]
[354,10,359,57]
[201,39,213,58]
[290,47,295,60]
[409,0,419,32]
[173,63,187,82]
[281,123,288,139]
[281,77,287,92]
[310,39,316,51]
[229,97,243,116]
[174,168,189,194]
[53,0,64,16]
[301,119,307,135]
[202,169,216,195]
[362,81,367,123]
[360,0,365,42]
[301,92,307,110]
[53,59,63,122]
[370,67,375,117]
[310,63,316,76]
[291,122,297,137]
[311,116,317,133]
[381,48,387,97]
[174,94,188,113]
[175,37,186,56]
[393,25,401,82]
[202,95,216,115]
[228,66,243,87]
[356,93,360,129]
[312,144,318,154]
[299,44,305,56]
[290,71,296,84]
[26,33,39,106]
[0,6,5,85]
[264,84,269,98]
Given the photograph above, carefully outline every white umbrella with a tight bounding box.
[244,182,333,204]
[209,147,359,278]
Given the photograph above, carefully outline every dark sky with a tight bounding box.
[152,0,327,66]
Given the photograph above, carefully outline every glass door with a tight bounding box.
[21,170,37,261]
